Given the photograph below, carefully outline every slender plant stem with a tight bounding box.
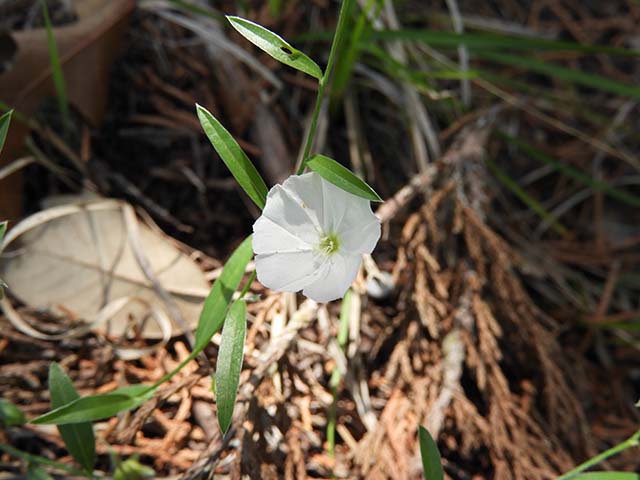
[556,429,640,480]
[147,270,258,392]
[238,270,257,299]
[326,289,353,460]
[296,0,353,175]
[0,443,87,477]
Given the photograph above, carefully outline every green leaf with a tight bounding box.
[0,398,26,426]
[40,0,70,133]
[480,51,640,100]
[48,363,96,473]
[227,16,323,80]
[307,154,382,202]
[337,289,352,348]
[419,425,444,480]
[196,104,268,209]
[0,444,85,476]
[0,221,6,298]
[114,456,155,480]
[366,30,639,57]
[194,236,253,351]
[31,385,155,426]
[0,110,12,155]
[570,474,640,480]
[165,0,224,22]
[486,158,568,237]
[27,465,54,480]
[498,133,640,208]
[215,300,247,434]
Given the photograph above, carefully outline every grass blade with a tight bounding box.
[307,154,382,202]
[194,236,253,351]
[569,474,640,480]
[330,0,373,103]
[196,104,268,209]
[337,289,352,348]
[48,363,95,473]
[419,425,444,480]
[40,0,71,133]
[480,51,640,100]
[227,16,322,80]
[366,30,639,56]
[165,0,224,21]
[215,300,247,434]
[0,220,7,299]
[0,109,13,155]
[499,133,640,208]
[487,158,568,236]
[327,289,353,458]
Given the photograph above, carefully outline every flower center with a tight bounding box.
[318,232,340,256]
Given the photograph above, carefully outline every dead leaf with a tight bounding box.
[0,198,210,340]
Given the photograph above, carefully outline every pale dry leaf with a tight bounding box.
[0,199,210,339]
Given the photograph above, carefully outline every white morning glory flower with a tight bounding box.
[252,172,381,303]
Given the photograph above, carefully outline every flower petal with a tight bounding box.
[316,175,380,252]
[338,214,381,254]
[279,173,326,229]
[302,253,362,303]
[255,251,324,292]
[261,184,320,245]
[252,216,312,254]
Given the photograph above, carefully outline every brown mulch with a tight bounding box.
[2,1,640,479]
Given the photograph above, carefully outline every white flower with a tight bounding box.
[252,172,381,303]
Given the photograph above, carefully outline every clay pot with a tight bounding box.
[0,0,135,221]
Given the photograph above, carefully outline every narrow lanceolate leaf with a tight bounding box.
[113,456,155,480]
[26,465,54,480]
[480,51,640,100]
[196,104,268,209]
[226,16,323,80]
[570,474,640,480]
[48,363,96,473]
[31,385,155,426]
[498,133,640,208]
[0,221,6,298]
[419,425,444,480]
[307,154,382,202]
[0,398,26,426]
[215,300,247,434]
[367,30,639,56]
[337,289,352,348]
[194,236,253,351]
[40,0,70,132]
[0,110,12,155]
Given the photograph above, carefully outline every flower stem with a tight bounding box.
[296,0,353,175]
[556,429,640,479]
[0,443,87,477]
[147,269,258,393]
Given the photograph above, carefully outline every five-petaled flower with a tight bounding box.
[252,172,381,303]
